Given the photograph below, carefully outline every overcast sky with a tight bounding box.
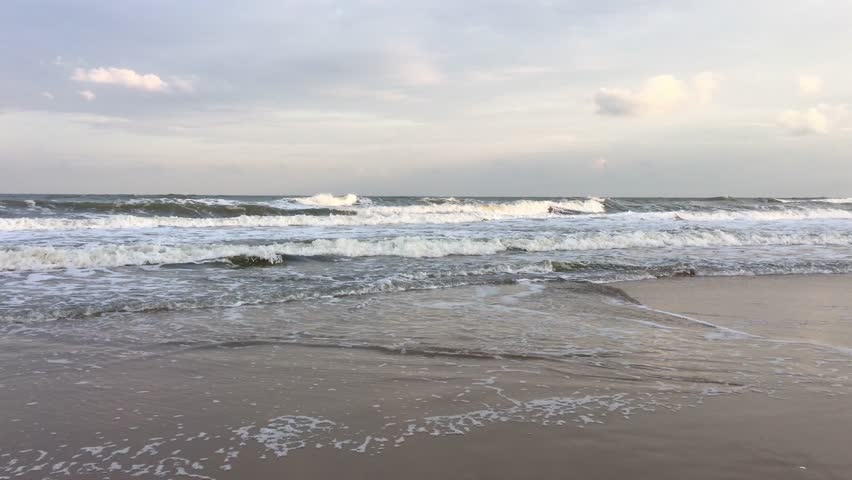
[1,0,851,196]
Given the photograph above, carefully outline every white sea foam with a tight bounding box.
[0,213,434,231]
[641,208,852,222]
[0,198,603,231]
[3,199,852,232]
[774,198,852,205]
[3,231,851,271]
[629,304,759,339]
[0,211,506,231]
[121,197,243,207]
[233,416,337,457]
[292,193,360,207]
[362,198,606,216]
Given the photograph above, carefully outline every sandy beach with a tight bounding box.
[2,274,851,479]
[4,0,852,477]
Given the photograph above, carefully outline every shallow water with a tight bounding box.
[2,280,850,478]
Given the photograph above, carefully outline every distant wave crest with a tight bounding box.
[3,196,852,231]
[292,193,361,207]
[0,197,354,218]
[773,197,852,205]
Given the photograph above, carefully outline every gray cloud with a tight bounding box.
[594,88,642,116]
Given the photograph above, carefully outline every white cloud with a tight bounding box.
[595,73,719,116]
[778,108,828,135]
[72,67,169,92]
[798,75,823,95]
[79,90,96,101]
[638,75,689,113]
[693,72,720,105]
[41,91,54,101]
[778,103,848,135]
[593,157,609,169]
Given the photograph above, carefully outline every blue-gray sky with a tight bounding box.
[1,0,851,195]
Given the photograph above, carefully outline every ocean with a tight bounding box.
[2,194,852,478]
[2,193,851,323]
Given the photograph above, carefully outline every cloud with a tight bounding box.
[169,76,198,93]
[72,67,169,92]
[778,108,828,135]
[79,90,96,101]
[595,73,719,116]
[798,75,823,95]
[693,72,720,105]
[594,88,643,116]
[778,103,848,135]
[593,157,609,169]
[41,91,54,101]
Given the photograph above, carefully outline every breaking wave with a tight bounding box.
[0,201,589,231]
[640,208,852,222]
[0,198,607,231]
[292,193,361,207]
[773,197,852,205]
[4,230,852,271]
[4,195,852,232]
[363,198,607,216]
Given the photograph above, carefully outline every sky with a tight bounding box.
[1,0,851,196]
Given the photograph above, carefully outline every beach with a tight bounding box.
[3,273,851,479]
[4,0,852,476]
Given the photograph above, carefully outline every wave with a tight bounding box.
[645,208,852,222]
[772,197,852,205]
[6,260,852,324]
[419,197,460,204]
[362,198,607,216]
[292,193,361,207]
[0,198,604,231]
[4,230,852,271]
[0,277,485,323]
[0,197,355,218]
[3,202,852,232]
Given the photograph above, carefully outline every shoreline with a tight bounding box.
[2,274,851,479]
[616,273,852,349]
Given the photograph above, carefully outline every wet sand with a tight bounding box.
[2,275,852,479]
[620,274,852,350]
[260,392,851,480]
[277,275,852,480]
